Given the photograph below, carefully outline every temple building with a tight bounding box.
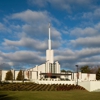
[27,23,61,80]
[0,24,96,83]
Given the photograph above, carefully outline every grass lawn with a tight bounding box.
[0,90,100,100]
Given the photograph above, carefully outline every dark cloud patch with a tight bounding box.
[0,63,11,70]
[0,51,45,70]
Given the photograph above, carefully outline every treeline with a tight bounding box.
[80,66,100,80]
[61,65,100,80]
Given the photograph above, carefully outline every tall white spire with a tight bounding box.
[46,23,54,64]
[48,23,51,50]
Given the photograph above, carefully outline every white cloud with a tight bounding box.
[70,27,98,37]
[1,7,100,70]
[54,47,100,69]
[82,8,100,19]
[70,36,100,48]
[22,23,61,40]
[80,56,100,62]
[1,41,100,70]
[2,36,61,51]
[0,50,45,69]
[22,24,47,37]
[77,62,100,66]
[0,22,12,33]
[77,48,100,58]
[0,9,63,70]
[1,9,62,52]
[0,23,5,31]
[55,48,100,63]
[4,51,43,62]
[3,37,47,51]
[10,9,50,24]
[10,24,21,31]
[51,27,61,40]
[28,0,95,12]
[70,22,100,37]
[7,10,61,40]
[55,49,74,56]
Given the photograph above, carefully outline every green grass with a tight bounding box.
[0,90,100,100]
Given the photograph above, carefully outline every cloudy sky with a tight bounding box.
[0,0,100,71]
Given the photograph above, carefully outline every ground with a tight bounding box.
[0,90,100,100]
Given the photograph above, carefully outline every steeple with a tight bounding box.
[46,23,54,64]
[48,23,51,50]
[49,23,51,40]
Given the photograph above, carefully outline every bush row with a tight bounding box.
[0,83,86,91]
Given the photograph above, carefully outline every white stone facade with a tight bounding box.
[0,70,96,82]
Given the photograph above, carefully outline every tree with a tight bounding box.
[80,66,91,73]
[5,70,13,80]
[61,69,66,72]
[16,70,23,80]
[66,70,72,73]
[96,68,100,80]
[0,70,2,82]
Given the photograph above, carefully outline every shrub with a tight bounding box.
[16,70,23,80]
[5,70,13,81]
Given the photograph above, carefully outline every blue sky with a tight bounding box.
[0,0,100,71]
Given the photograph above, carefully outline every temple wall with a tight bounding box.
[14,71,19,80]
[1,70,8,81]
[73,72,96,81]
[79,81,100,91]
[34,80,75,85]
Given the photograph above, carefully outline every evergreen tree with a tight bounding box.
[96,68,100,80]
[5,70,13,80]
[16,70,23,80]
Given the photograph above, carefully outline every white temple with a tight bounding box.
[0,24,96,83]
[27,23,60,80]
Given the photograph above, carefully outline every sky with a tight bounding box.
[0,0,100,71]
